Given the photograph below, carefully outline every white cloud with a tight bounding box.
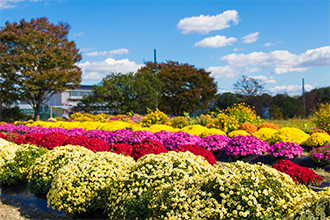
[80,47,97,52]
[177,10,239,34]
[194,35,237,48]
[244,67,261,74]
[220,46,330,74]
[73,32,84,37]
[250,75,277,84]
[233,48,243,51]
[263,41,282,47]
[0,0,24,9]
[78,58,143,81]
[109,48,129,55]
[85,51,108,57]
[206,65,240,79]
[242,32,259,43]
[269,84,314,96]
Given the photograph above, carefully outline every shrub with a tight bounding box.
[225,135,270,160]
[140,110,169,127]
[47,151,135,216]
[22,133,45,146]
[199,128,226,138]
[163,131,201,150]
[258,122,280,130]
[180,125,208,136]
[309,129,329,136]
[39,132,69,150]
[267,142,303,159]
[27,145,94,194]
[174,144,216,165]
[109,143,134,156]
[165,116,189,129]
[196,135,231,153]
[272,160,322,186]
[194,114,213,126]
[0,141,22,177]
[131,139,168,161]
[312,102,330,133]
[0,132,5,139]
[105,151,214,219]
[206,113,239,133]
[5,132,22,144]
[122,130,160,145]
[225,103,263,126]
[228,129,250,138]
[147,124,176,133]
[308,144,330,167]
[253,127,278,142]
[238,122,258,134]
[302,133,330,148]
[267,127,310,146]
[154,130,173,145]
[0,144,48,185]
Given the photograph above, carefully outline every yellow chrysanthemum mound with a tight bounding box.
[165,116,189,129]
[0,140,21,175]
[96,121,133,131]
[47,151,135,215]
[206,113,239,133]
[140,110,169,127]
[302,133,330,148]
[292,187,330,219]
[147,124,177,133]
[268,127,310,145]
[228,130,250,138]
[199,128,227,138]
[253,127,278,142]
[105,151,214,219]
[27,145,94,195]
[180,125,208,136]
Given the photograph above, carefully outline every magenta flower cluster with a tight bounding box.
[224,135,270,160]
[163,131,201,150]
[267,142,303,159]
[196,135,231,152]
[308,144,330,167]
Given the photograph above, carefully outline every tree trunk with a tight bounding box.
[33,103,41,121]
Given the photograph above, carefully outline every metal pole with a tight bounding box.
[154,49,158,110]
[302,78,305,118]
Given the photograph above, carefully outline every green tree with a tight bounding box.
[0,17,82,121]
[139,61,217,116]
[273,94,302,118]
[233,75,265,96]
[215,92,239,110]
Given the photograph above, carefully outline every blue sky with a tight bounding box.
[1,0,329,96]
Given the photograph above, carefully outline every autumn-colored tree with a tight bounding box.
[0,17,82,121]
[139,61,217,116]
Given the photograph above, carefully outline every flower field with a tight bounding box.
[1,107,330,219]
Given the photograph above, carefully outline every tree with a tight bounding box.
[76,71,162,114]
[0,17,82,121]
[273,94,302,118]
[215,92,239,110]
[233,75,265,96]
[139,61,217,116]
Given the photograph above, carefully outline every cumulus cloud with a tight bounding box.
[244,67,261,74]
[85,51,108,57]
[233,48,243,51]
[0,0,24,9]
[73,32,84,37]
[109,48,129,55]
[177,10,239,34]
[242,32,259,43]
[206,65,240,79]
[78,58,144,81]
[194,35,237,48]
[220,46,330,74]
[269,84,314,96]
[250,75,277,84]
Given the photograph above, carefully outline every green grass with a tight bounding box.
[267,116,316,132]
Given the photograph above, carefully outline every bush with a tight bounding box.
[131,139,168,161]
[225,103,263,126]
[163,131,201,150]
[27,145,94,194]
[258,122,280,130]
[140,110,169,127]
[309,129,329,136]
[0,144,48,185]
[47,151,135,216]
[267,127,310,146]
[227,130,250,138]
[196,135,231,153]
[206,113,239,133]
[194,114,213,126]
[253,127,278,142]
[22,133,45,146]
[267,142,303,159]
[225,135,270,160]
[5,132,22,144]
[165,116,189,129]
[308,144,330,166]
[238,122,258,134]
[199,128,226,138]
[302,133,330,148]
[272,160,322,186]
[122,130,159,145]
[109,143,134,156]
[39,132,69,150]
[0,141,22,177]
[174,144,216,165]
[312,102,330,133]
[180,125,208,136]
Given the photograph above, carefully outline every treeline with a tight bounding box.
[215,87,330,119]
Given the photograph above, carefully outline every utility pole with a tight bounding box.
[154,49,158,110]
[302,78,306,118]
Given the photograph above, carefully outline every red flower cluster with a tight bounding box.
[174,144,216,166]
[22,133,45,146]
[39,132,69,150]
[5,132,22,144]
[272,160,323,186]
[0,132,6,139]
[132,139,168,161]
[109,143,134,156]
[62,135,110,153]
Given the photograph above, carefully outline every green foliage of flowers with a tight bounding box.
[0,144,48,186]
[165,116,189,129]
[27,145,94,194]
[105,151,214,219]
[302,133,330,148]
[194,114,213,126]
[268,127,310,145]
[253,128,278,142]
[47,151,135,216]
[225,103,264,126]
[292,187,330,219]
[312,102,330,133]
[141,110,169,127]
[180,125,208,136]
[207,113,239,133]
[199,128,227,138]
[228,130,250,138]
